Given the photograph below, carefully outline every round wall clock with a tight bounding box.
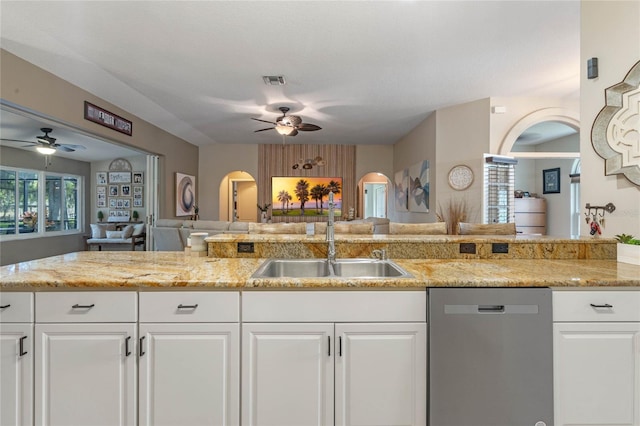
[448,165,474,190]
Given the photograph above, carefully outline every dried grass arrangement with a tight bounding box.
[436,198,472,235]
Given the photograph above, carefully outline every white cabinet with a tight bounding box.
[138,292,240,426]
[0,293,33,426]
[553,290,640,426]
[242,291,427,426]
[515,197,546,235]
[242,323,334,426]
[335,323,426,426]
[34,292,137,426]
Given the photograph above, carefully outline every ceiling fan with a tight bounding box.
[1,128,86,153]
[251,107,322,136]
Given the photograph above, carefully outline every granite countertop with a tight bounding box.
[1,251,638,290]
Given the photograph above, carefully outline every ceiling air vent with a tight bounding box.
[262,75,286,86]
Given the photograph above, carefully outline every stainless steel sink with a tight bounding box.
[251,258,412,279]
[332,258,412,278]
[251,259,331,278]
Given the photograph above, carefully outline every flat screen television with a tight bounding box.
[271,176,342,217]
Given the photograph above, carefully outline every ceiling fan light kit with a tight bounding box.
[36,146,56,155]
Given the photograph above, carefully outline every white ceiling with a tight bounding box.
[0,1,580,153]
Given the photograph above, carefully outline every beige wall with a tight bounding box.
[435,98,490,223]
[581,0,640,237]
[198,144,259,220]
[0,49,199,220]
[393,112,437,223]
[0,146,90,265]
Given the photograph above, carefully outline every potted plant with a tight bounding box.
[132,210,139,222]
[615,234,640,265]
[97,210,104,223]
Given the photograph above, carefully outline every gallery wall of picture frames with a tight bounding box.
[96,171,144,221]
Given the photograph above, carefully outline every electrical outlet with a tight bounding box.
[237,242,254,253]
[492,243,509,254]
[459,243,476,254]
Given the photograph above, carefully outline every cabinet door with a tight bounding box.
[35,323,136,426]
[139,323,239,426]
[335,323,427,426]
[554,322,640,426]
[0,323,33,426]
[242,323,334,426]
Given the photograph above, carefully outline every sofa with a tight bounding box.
[152,219,250,251]
[86,223,146,251]
[151,217,460,251]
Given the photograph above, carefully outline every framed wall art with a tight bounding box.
[108,171,131,184]
[543,168,561,194]
[176,173,196,216]
[271,176,342,217]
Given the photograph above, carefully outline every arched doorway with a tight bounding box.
[357,172,391,219]
[219,171,257,222]
[504,116,580,237]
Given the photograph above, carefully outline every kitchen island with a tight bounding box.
[1,250,639,289]
[1,236,639,426]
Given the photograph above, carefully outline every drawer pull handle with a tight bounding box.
[590,303,613,309]
[339,336,342,357]
[478,305,505,313]
[19,336,27,356]
[125,336,132,357]
[328,336,331,357]
[139,336,146,357]
[72,304,95,309]
[177,304,198,309]
[0,304,10,309]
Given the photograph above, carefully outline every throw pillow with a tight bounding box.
[105,230,124,239]
[132,223,145,237]
[90,223,116,239]
[90,224,103,239]
[122,225,135,238]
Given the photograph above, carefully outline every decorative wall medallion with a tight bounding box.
[448,165,474,190]
[109,158,132,171]
[591,60,640,186]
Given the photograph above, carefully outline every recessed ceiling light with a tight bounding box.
[262,75,286,85]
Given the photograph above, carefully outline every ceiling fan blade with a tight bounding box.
[251,118,277,125]
[58,143,86,150]
[297,123,322,131]
[288,129,299,136]
[55,145,75,152]
[0,138,34,144]
[254,128,274,133]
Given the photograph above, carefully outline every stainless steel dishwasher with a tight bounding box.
[429,288,553,426]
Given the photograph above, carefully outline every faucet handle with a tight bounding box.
[371,249,387,261]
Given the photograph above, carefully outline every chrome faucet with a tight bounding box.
[326,191,336,263]
[371,249,387,261]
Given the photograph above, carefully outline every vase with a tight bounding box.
[261,212,267,223]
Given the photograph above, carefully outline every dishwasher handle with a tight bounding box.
[478,305,505,313]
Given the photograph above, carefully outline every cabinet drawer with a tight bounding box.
[35,292,137,323]
[139,291,239,322]
[0,292,33,322]
[553,290,640,322]
[243,290,426,322]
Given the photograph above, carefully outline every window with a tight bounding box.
[484,157,516,224]
[0,167,82,238]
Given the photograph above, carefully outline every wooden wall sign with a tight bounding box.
[84,101,133,136]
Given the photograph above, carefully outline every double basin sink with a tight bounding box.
[251,258,412,279]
